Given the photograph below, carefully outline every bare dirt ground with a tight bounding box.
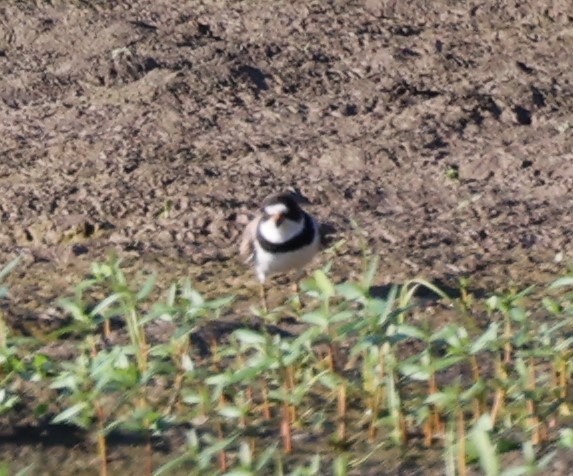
[1,0,573,474]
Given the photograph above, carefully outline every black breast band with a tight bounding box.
[256,213,316,253]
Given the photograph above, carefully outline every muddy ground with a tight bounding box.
[1,0,573,474]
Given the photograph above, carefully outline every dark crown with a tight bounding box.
[260,192,304,221]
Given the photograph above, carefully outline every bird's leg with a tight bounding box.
[259,281,268,314]
[290,271,305,312]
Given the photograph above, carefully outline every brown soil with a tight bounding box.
[1,1,573,474]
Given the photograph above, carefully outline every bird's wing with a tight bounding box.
[239,215,260,263]
[319,221,336,249]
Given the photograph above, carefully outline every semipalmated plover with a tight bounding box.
[240,191,321,311]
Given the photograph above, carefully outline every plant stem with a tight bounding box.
[456,407,466,476]
[491,355,506,426]
[503,316,512,364]
[281,403,293,453]
[425,370,441,446]
[470,355,483,421]
[262,382,271,420]
[165,373,184,416]
[327,344,336,372]
[527,358,541,445]
[368,390,379,442]
[0,310,7,349]
[96,407,108,476]
[423,418,433,447]
[103,318,111,341]
[338,382,347,443]
[286,365,297,423]
[217,420,228,471]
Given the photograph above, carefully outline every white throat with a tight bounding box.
[259,216,305,244]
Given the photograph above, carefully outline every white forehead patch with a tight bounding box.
[264,203,288,216]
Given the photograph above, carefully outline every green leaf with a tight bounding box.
[198,434,238,467]
[205,295,235,310]
[366,297,387,318]
[223,470,253,476]
[318,373,343,390]
[309,454,322,474]
[58,299,89,323]
[336,282,365,300]
[559,428,573,448]
[153,450,194,475]
[91,262,113,279]
[425,391,456,407]
[14,464,36,476]
[172,324,196,340]
[333,454,349,476]
[90,293,123,318]
[486,295,500,312]
[398,363,429,381]
[471,323,499,354]
[509,306,527,323]
[549,276,573,288]
[470,415,499,476]
[0,256,21,282]
[313,270,335,299]
[536,450,556,471]
[52,402,89,423]
[461,380,486,401]
[370,286,398,326]
[395,324,427,340]
[181,392,204,405]
[301,311,329,329]
[500,468,527,476]
[234,329,266,346]
[542,297,562,314]
[137,272,157,301]
[181,279,204,306]
[50,374,79,391]
[0,389,18,411]
[218,406,243,418]
[361,254,380,289]
[181,354,194,372]
[205,373,231,386]
[0,463,35,476]
[254,443,278,471]
[238,441,253,468]
[229,366,267,384]
[114,351,130,370]
[34,403,49,418]
[433,355,464,372]
[330,310,354,324]
[430,324,467,346]
[166,283,177,307]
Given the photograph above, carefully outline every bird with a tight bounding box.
[239,190,321,312]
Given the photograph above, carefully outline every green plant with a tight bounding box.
[3,255,573,474]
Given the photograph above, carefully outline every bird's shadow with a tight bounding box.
[0,422,171,453]
[190,317,296,357]
[369,277,488,304]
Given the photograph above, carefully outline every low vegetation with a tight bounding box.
[1,254,573,475]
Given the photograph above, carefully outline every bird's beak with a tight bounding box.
[273,212,286,226]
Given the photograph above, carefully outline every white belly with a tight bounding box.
[254,234,320,282]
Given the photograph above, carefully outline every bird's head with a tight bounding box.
[258,192,308,243]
